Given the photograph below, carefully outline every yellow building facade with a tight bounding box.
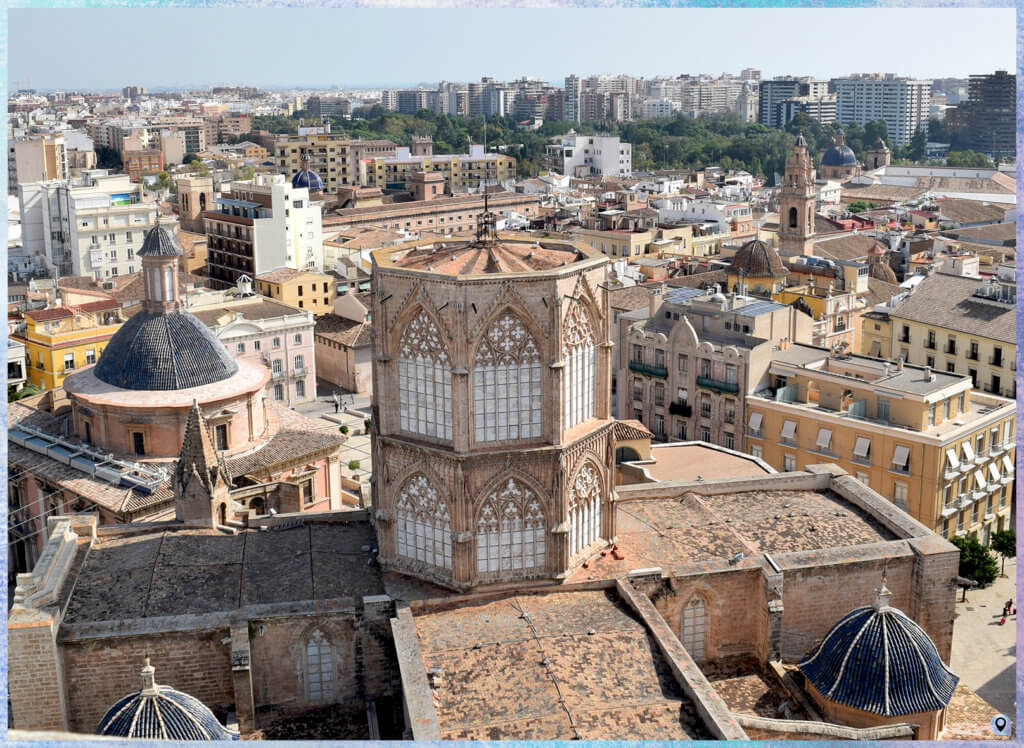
[254,268,337,316]
[17,301,125,390]
[745,345,1015,543]
[362,151,516,192]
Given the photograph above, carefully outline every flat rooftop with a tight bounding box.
[377,237,598,275]
[62,522,383,624]
[633,443,773,483]
[570,489,898,582]
[413,589,711,740]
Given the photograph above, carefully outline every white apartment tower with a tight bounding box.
[832,75,932,146]
[18,171,157,278]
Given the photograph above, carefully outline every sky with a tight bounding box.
[8,7,1017,91]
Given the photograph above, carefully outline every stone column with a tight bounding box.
[8,613,69,731]
[549,361,565,446]
[450,369,470,453]
[327,455,342,511]
[229,622,256,733]
[598,341,614,419]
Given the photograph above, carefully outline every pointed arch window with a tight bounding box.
[398,310,452,441]
[568,463,602,557]
[680,596,708,662]
[305,629,334,702]
[476,478,546,574]
[395,474,452,571]
[474,313,542,442]
[562,301,596,431]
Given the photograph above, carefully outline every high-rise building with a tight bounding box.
[832,75,931,146]
[545,133,631,178]
[564,74,582,123]
[963,70,1015,157]
[758,78,802,127]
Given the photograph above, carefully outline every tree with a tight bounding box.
[8,383,41,402]
[945,150,993,168]
[990,530,1016,577]
[907,128,927,163]
[950,534,999,587]
[348,460,361,472]
[182,152,199,165]
[96,145,122,169]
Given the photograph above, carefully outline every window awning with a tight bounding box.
[945,449,960,471]
[853,437,871,458]
[781,420,797,439]
[1001,455,1014,475]
[816,428,832,450]
[892,445,910,468]
[973,470,987,490]
[962,442,975,463]
[988,463,1001,484]
[748,412,763,431]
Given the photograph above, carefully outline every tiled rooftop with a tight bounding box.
[414,589,711,740]
[570,490,897,582]
[62,522,382,624]
[703,658,809,720]
[226,403,346,478]
[388,239,585,274]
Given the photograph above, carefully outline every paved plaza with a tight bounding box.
[951,557,1017,724]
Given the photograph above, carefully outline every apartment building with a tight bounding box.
[8,133,67,192]
[745,344,1014,542]
[361,141,516,192]
[870,268,1016,399]
[274,126,397,192]
[959,70,1016,157]
[545,133,632,178]
[831,75,931,146]
[615,285,811,446]
[14,298,125,391]
[188,283,317,405]
[254,267,336,316]
[18,171,157,278]
[202,173,322,288]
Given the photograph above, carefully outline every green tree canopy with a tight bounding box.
[990,529,1015,577]
[950,534,999,587]
[945,150,993,168]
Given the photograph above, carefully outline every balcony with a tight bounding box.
[696,376,739,394]
[668,401,692,418]
[990,355,1003,368]
[966,350,979,361]
[944,344,956,355]
[629,360,668,378]
[898,334,910,344]
[924,339,936,351]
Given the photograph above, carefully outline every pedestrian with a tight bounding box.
[333,393,340,413]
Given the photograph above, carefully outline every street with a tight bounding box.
[292,380,374,495]
[950,557,1017,720]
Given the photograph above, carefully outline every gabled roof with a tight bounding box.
[887,272,1015,344]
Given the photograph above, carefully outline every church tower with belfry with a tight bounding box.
[778,133,816,256]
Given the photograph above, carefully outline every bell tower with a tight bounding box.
[778,133,816,256]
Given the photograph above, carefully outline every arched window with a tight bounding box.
[788,207,798,228]
[305,629,334,702]
[568,463,602,557]
[476,478,546,574]
[474,313,542,442]
[398,310,452,441]
[562,301,595,431]
[198,193,207,212]
[680,596,708,662]
[395,474,452,571]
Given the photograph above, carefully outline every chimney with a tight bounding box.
[897,357,904,372]
[649,285,662,318]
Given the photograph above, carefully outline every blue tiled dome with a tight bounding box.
[97,660,238,740]
[292,168,324,192]
[799,588,959,716]
[94,310,238,390]
[138,224,182,257]
[821,143,858,167]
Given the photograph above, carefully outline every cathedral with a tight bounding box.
[8,215,998,742]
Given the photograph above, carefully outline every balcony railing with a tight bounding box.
[629,360,668,378]
[945,344,956,355]
[668,401,692,417]
[966,350,979,361]
[696,376,739,394]
[990,355,1003,367]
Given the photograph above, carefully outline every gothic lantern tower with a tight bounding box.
[778,133,816,257]
[369,233,614,591]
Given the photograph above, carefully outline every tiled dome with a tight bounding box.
[96,659,238,740]
[729,238,786,278]
[799,585,959,716]
[821,143,859,167]
[138,223,183,257]
[94,310,238,390]
[292,168,324,192]
[869,258,898,283]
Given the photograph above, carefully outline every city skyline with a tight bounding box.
[9,7,1015,91]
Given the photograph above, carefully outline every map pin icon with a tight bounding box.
[991,714,1010,736]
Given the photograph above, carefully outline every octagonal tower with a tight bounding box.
[370,223,614,590]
